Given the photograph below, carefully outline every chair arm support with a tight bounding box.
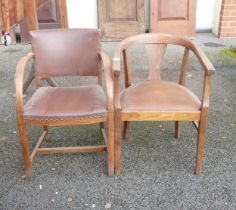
[113,57,121,76]
[201,74,212,109]
[190,42,216,76]
[112,57,121,110]
[15,53,34,116]
[99,52,114,112]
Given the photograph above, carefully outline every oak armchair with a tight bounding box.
[15,29,114,178]
[113,33,215,175]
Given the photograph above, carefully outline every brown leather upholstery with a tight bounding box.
[121,81,201,112]
[30,29,101,78]
[24,86,107,120]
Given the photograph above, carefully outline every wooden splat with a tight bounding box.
[145,44,167,80]
[179,48,189,85]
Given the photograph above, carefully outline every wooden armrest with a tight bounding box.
[112,57,121,76]
[15,53,34,115]
[190,42,216,75]
[99,51,114,112]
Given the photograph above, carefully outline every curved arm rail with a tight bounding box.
[99,51,114,113]
[15,53,34,119]
[113,33,216,75]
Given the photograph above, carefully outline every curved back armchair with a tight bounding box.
[15,29,114,178]
[113,33,215,175]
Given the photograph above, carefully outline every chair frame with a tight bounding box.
[15,51,114,178]
[113,33,215,176]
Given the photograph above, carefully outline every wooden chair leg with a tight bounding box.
[114,111,122,176]
[45,78,58,87]
[123,121,130,140]
[107,120,114,176]
[18,124,32,178]
[100,122,105,129]
[43,125,49,137]
[196,110,208,175]
[99,123,105,139]
[175,121,180,138]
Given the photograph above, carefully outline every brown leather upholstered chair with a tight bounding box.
[15,29,114,178]
[113,33,215,176]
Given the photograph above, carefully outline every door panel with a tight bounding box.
[98,0,145,41]
[151,0,196,36]
[20,0,67,42]
[37,0,60,29]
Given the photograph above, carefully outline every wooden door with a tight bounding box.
[150,0,196,36]
[20,0,67,42]
[0,0,24,41]
[98,0,145,41]
[0,0,24,27]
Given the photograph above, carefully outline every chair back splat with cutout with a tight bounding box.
[15,29,114,178]
[113,33,215,176]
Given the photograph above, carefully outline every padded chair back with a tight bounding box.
[30,29,102,78]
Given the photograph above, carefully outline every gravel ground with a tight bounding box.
[0,33,236,209]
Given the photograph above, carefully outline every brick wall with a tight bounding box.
[219,0,236,38]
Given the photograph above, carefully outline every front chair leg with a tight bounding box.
[18,124,32,178]
[123,121,130,140]
[114,110,122,176]
[175,121,181,138]
[196,110,208,175]
[107,120,114,176]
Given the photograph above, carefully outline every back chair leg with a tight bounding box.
[18,124,32,178]
[123,121,130,140]
[99,123,105,139]
[114,111,122,176]
[100,122,105,129]
[196,110,208,175]
[175,121,181,138]
[43,125,48,135]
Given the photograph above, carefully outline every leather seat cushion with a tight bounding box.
[24,85,107,120]
[121,81,201,112]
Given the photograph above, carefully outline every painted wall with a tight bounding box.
[212,0,222,35]
[196,0,216,31]
[66,0,98,28]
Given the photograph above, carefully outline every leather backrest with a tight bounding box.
[30,29,102,77]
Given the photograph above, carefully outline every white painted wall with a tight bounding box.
[66,0,98,28]
[212,0,222,35]
[196,0,216,31]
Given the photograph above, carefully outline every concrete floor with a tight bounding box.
[0,33,236,209]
